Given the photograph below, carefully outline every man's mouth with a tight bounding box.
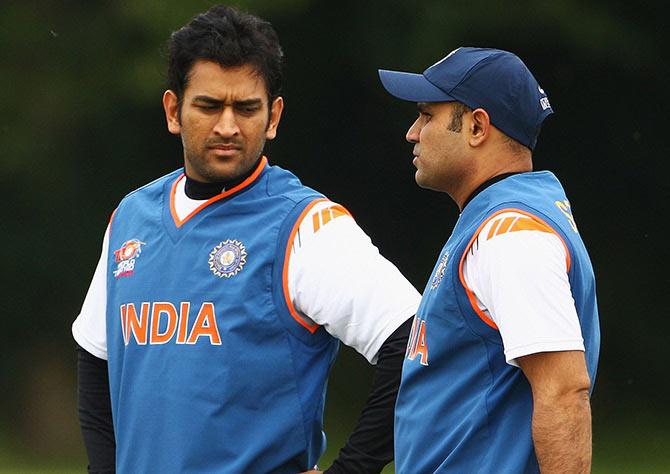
[208,143,241,156]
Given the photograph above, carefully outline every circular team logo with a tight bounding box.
[114,239,145,263]
[209,240,247,278]
[430,251,449,289]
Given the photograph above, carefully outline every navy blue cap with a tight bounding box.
[379,47,553,150]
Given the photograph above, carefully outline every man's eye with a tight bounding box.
[239,106,260,114]
[197,104,219,111]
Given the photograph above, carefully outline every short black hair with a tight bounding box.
[446,102,471,133]
[449,101,529,153]
[167,5,283,102]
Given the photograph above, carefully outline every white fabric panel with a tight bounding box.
[72,226,110,360]
[462,211,584,366]
[288,201,420,363]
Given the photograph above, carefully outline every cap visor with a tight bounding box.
[378,69,454,102]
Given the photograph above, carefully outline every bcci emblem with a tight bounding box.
[113,239,145,279]
[209,240,247,278]
[430,251,449,289]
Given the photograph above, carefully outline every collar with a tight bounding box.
[169,156,268,229]
[462,172,521,210]
[184,157,263,200]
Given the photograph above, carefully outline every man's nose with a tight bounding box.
[213,108,240,137]
[406,118,420,144]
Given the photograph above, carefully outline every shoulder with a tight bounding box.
[469,209,568,258]
[264,163,324,204]
[464,210,570,282]
[119,169,184,204]
[477,209,558,242]
[289,200,355,252]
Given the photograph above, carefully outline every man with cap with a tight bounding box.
[378,47,600,473]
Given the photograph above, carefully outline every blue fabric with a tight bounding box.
[395,171,600,473]
[379,47,553,150]
[105,163,339,473]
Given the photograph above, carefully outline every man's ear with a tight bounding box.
[163,90,181,135]
[265,96,284,140]
[468,108,491,147]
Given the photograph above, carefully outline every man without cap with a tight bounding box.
[379,47,600,473]
[72,6,420,473]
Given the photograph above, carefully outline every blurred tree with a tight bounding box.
[0,0,667,464]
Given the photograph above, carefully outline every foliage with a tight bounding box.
[0,0,667,464]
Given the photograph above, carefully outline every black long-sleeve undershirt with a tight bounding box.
[325,317,412,473]
[76,345,115,474]
[76,317,412,473]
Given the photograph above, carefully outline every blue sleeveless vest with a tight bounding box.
[106,159,339,473]
[395,171,600,473]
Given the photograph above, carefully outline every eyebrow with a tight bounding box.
[417,102,430,113]
[192,96,263,107]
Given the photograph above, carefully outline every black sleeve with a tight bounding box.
[325,317,413,474]
[77,345,116,474]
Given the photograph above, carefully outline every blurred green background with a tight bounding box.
[1,0,668,472]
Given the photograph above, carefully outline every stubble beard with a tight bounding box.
[183,139,266,183]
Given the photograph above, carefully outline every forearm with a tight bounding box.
[532,390,592,473]
[77,345,116,474]
[325,318,412,474]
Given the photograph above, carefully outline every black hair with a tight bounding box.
[446,102,471,133]
[167,5,283,102]
[449,102,528,153]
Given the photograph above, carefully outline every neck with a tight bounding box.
[184,158,262,200]
[454,153,532,210]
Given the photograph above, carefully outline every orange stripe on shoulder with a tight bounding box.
[508,216,553,234]
[487,215,555,240]
[312,203,353,234]
[282,198,330,333]
[494,216,517,237]
[459,208,572,330]
[486,218,503,240]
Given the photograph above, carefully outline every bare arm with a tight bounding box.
[516,350,592,474]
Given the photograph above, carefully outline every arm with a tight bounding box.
[287,201,420,473]
[77,345,116,474]
[516,350,592,474]
[463,212,593,472]
[324,318,411,474]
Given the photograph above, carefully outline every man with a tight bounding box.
[378,47,600,473]
[73,6,420,473]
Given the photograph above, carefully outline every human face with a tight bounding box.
[405,102,473,194]
[163,60,284,183]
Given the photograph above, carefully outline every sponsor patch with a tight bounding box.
[209,240,247,278]
[555,200,578,233]
[113,239,145,279]
[430,251,449,289]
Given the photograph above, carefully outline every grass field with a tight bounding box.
[2,419,668,473]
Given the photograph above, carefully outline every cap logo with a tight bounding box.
[538,85,545,94]
[540,97,551,110]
